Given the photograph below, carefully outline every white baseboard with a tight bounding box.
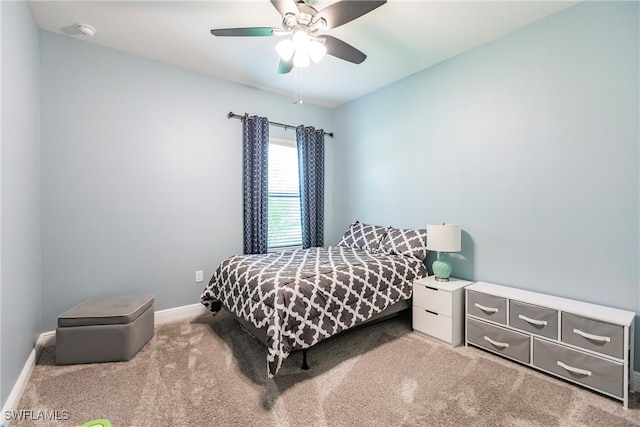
[1,333,52,427]
[1,302,210,426]
[634,371,640,393]
[154,302,209,325]
[37,330,56,348]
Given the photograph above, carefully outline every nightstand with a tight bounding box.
[412,276,473,346]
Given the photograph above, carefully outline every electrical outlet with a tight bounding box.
[195,270,204,283]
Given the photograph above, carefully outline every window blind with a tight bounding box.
[268,142,302,249]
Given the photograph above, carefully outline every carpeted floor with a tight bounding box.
[11,309,640,426]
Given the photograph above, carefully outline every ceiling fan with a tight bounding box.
[210,0,387,74]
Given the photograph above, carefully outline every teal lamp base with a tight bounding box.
[432,252,452,281]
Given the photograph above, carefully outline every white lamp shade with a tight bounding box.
[292,30,310,48]
[308,39,327,62]
[293,49,310,67]
[276,39,295,61]
[426,224,461,252]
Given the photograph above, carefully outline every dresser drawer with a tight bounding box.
[467,291,507,325]
[413,307,453,343]
[509,300,558,339]
[533,338,623,398]
[414,282,452,316]
[561,313,624,359]
[467,318,530,363]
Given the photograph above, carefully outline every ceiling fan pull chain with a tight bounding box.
[294,67,303,105]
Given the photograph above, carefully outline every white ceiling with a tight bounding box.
[28,0,579,108]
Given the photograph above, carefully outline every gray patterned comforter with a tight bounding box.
[201,246,427,377]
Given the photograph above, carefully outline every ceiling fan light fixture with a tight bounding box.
[293,49,310,68]
[292,30,310,49]
[211,0,387,74]
[279,29,318,67]
[308,39,326,63]
[276,38,295,61]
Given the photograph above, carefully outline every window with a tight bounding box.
[268,139,302,249]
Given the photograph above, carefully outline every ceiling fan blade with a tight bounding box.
[270,0,298,17]
[315,1,386,29]
[278,59,294,74]
[210,27,278,37]
[322,35,367,64]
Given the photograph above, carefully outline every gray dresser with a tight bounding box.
[465,281,635,408]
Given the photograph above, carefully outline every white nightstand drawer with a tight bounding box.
[413,282,452,316]
[413,276,472,347]
[413,307,453,344]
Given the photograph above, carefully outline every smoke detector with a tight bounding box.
[76,24,96,37]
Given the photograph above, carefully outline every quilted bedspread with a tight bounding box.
[201,245,427,377]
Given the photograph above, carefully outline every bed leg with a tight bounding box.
[301,349,309,370]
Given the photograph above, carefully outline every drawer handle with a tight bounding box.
[573,328,611,343]
[425,286,439,291]
[483,336,509,348]
[518,314,547,326]
[425,309,438,316]
[475,303,499,314]
[557,361,592,377]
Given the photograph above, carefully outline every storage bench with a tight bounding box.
[56,294,155,365]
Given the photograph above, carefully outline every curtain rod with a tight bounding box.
[227,112,334,138]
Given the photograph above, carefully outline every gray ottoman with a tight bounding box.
[56,294,155,365]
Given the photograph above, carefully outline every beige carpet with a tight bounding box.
[11,309,640,426]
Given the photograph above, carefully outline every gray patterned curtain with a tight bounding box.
[296,125,325,248]
[243,114,269,254]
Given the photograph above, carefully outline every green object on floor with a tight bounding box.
[79,419,112,427]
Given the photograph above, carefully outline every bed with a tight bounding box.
[201,221,428,377]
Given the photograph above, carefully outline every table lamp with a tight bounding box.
[426,223,461,281]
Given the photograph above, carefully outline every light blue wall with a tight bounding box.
[332,0,639,353]
[39,32,334,332]
[1,1,42,406]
